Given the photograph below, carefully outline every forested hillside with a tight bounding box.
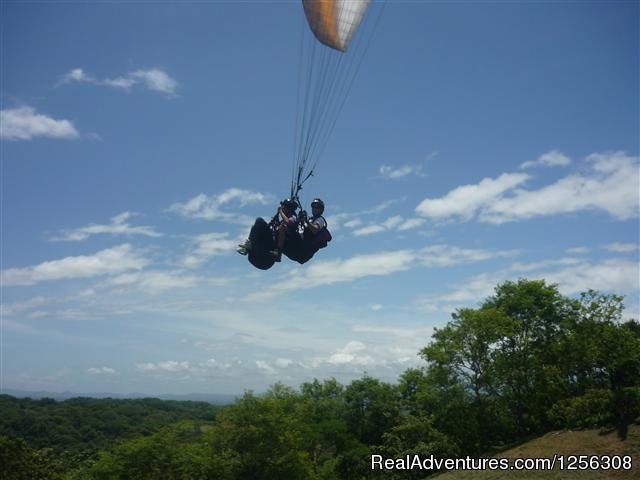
[2,280,639,479]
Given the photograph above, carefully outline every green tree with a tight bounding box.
[343,376,400,446]
[421,306,517,448]
[205,386,315,480]
[483,279,574,435]
[377,414,459,479]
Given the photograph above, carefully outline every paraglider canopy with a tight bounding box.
[302,0,371,52]
[291,0,382,204]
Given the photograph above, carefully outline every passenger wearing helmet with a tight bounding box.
[269,198,299,262]
[238,197,329,268]
[302,198,327,237]
[237,198,298,269]
[287,198,331,264]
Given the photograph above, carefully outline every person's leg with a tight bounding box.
[270,224,286,261]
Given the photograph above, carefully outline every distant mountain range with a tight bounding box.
[1,388,238,405]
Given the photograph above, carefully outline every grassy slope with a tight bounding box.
[434,425,639,480]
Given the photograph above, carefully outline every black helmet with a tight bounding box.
[281,198,298,210]
[311,198,324,209]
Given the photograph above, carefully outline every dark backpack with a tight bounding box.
[310,216,332,249]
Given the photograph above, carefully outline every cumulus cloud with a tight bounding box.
[416,257,639,314]
[416,173,530,222]
[60,67,178,96]
[325,341,373,366]
[416,152,639,224]
[1,296,49,317]
[415,272,499,313]
[256,360,277,375]
[133,347,418,385]
[106,270,223,294]
[274,358,295,368]
[566,246,590,254]
[51,212,162,241]
[137,361,192,373]
[604,242,638,253]
[304,340,418,373]
[543,258,639,296]
[352,225,385,236]
[135,358,255,380]
[1,106,79,140]
[325,198,405,233]
[182,232,239,267]
[352,215,424,237]
[352,324,434,340]
[292,250,414,288]
[248,244,511,300]
[167,188,273,224]
[378,163,425,180]
[398,218,426,231]
[520,150,571,169]
[1,244,149,286]
[129,69,178,95]
[88,366,117,375]
[418,244,517,267]
[62,68,94,83]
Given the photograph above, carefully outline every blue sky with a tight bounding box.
[1,1,638,395]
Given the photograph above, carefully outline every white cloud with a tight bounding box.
[325,341,373,366]
[416,152,639,224]
[398,218,425,231]
[415,271,507,314]
[2,296,49,317]
[343,218,363,229]
[484,153,639,223]
[604,242,638,253]
[88,366,117,375]
[417,257,640,314]
[418,244,517,267]
[368,198,404,213]
[543,258,639,296]
[292,250,415,288]
[1,106,79,140]
[62,68,94,83]
[508,257,581,272]
[1,244,149,286]
[130,69,178,95]
[167,188,273,224]
[248,245,511,300]
[135,358,263,380]
[370,304,383,311]
[182,232,238,267]
[255,360,277,375]
[60,67,178,96]
[274,358,295,368]
[416,172,530,221]
[51,212,162,241]
[566,246,590,254]
[379,163,424,180]
[352,215,421,237]
[520,150,571,169]
[382,215,404,229]
[325,199,406,233]
[352,225,386,236]
[136,361,192,373]
[352,324,434,340]
[106,270,221,294]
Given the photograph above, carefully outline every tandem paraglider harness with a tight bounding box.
[297,207,331,248]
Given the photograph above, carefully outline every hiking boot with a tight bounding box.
[237,239,251,255]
